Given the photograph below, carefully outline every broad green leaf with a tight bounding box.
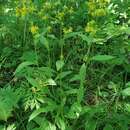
[64,32,81,39]
[122,88,130,96]
[55,71,72,80]
[56,60,64,71]
[70,74,80,82]
[79,34,93,45]
[46,79,56,86]
[103,124,113,130]
[21,51,37,62]
[91,55,114,61]
[26,77,39,87]
[14,61,36,75]
[29,104,57,121]
[65,89,78,95]
[40,36,49,51]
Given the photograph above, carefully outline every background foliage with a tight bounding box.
[0,0,130,129]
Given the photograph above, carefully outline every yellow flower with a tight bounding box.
[85,20,97,34]
[30,25,39,34]
[21,6,28,17]
[56,12,65,20]
[87,2,96,11]
[63,27,73,34]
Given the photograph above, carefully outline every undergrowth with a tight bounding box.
[0,0,130,130]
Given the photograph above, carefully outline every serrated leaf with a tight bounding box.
[0,102,12,121]
[0,87,20,121]
[92,55,114,61]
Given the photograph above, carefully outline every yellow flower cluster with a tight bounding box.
[30,25,39,34]
[85,20,97,33]
[63,27,73,34]
[56,12,65,21]
[16,6,27,17]
[85,0,110,34]
[15,0,35,17]
[16,6,35,17]
[92,8,107,17]
[87,0,109,17]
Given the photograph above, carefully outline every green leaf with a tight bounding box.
[21,51,37,62]
[122,88,130,96]
[126,82,130,87]
[26,77,39,87]
[91,55,115,61]
[78,63,86,103]
[79,34,93,45]
[85,119,96,130]
[70,74,80,82]
[64,32,81,39]
[66,102,82,119]
[46,79,57,86]
[79,63,86,81]
[29,103,57,121]
[56,60,64,71]
[14,61,36,75]
[0,102,12,121]
[56,117,66,130]
[103,124,113,130]
[40,36,49,51]
[55,71,72,80]
[0,87,20,121]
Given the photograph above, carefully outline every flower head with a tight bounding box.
[30,25,39,34]
[63,27,73,34]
